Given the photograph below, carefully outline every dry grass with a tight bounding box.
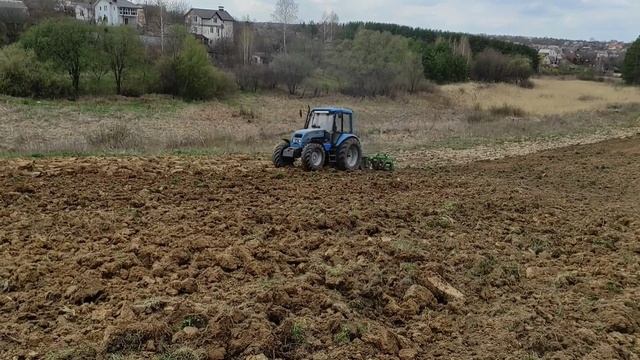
[444,78,640,115]
[1,79,639,160]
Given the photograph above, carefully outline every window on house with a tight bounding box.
[124,17,129,25]
[217,28,220,36]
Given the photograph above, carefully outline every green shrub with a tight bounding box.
[234,64,276,92]
[423,41,469,84]
[0,44,72,98]
[472,48,533,84]
[21,19,92,95]
[271,53,313,95]
[120,65,159,97]
[331,29,419,96]
[158,36,234,101]
[507,56,534,83]
[302,72,341,97]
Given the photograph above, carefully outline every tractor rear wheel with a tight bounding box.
[301,143,325,171]
[273,141,294,168]
[337,138,362,171]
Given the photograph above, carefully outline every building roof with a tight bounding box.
[313,107,354,115]
[115,0,142,9]
[187,7,234,22]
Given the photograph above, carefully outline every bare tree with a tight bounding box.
[272,0,298,54]
[239,15,254,65]
[141,0,189,53]
[328,11,338,42]
[321,11,329,42]
[320,10,338,42]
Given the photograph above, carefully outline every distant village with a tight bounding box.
[491,34,629,75]
[0,0,236,47]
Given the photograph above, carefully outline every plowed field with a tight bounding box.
[1,136,639,359]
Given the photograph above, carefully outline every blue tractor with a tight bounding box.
[273,107,363,171]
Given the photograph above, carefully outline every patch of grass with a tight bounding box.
[471,256,496,277]
[157,348,206,360]
[529,239,549,255]
[427,215,454,228]
[326,265,345,277]
[592,237,617,251]
[291,322,306,344]
[45,346,97,360]
[85,123,143,151]
[500,263,521,284]
[104,324,170,354]
[523,352,542,360]
[489,104,527,117]
[1,278,12,292]
[466,104,497,123]
[578,95,601,102]
[236,106,257,120]
[334,325,351,345]
[555,272,580,288]
[391,239,425,256]
[259,277,284,290]
[518,79,535,89]
[401,262,418,274]
[442,201,460,214]
[180,314,208,329]
[133,298,166,314]
[605,281,623,294]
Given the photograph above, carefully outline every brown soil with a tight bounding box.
[1,137,639,359]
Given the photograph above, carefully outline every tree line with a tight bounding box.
[0,19,233,100]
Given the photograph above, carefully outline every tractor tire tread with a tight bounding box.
[272,141,293,168]
[301,143,325,171]
[336,138,362,171]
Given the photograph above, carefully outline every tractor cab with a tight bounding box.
[273,107,363,171]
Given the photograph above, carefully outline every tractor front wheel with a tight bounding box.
[337,138,362,171]
[301,143,325,171]
[273,141,294,168]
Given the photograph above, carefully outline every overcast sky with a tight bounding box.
[190,0,639,42]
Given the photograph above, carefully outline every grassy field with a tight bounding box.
[1,78,639,163]
[443,77,640,115]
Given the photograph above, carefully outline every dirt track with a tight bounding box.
[1,137,639,359]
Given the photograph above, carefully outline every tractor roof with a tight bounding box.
[312,107,353,115]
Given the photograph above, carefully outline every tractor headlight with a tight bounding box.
[293,138,302,145]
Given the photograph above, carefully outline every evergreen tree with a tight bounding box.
[622,37,640,85]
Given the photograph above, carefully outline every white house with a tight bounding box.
[539,48,561,66]
[185,7,235,46]
[0,0,29,23]
[71,2,93,22]
[93,0,143,27]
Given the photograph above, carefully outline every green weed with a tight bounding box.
[605,281,623,294]
[334,325,351,345]
[291,323,305,344]
[472,256,496,277]
[180,314,208,329]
